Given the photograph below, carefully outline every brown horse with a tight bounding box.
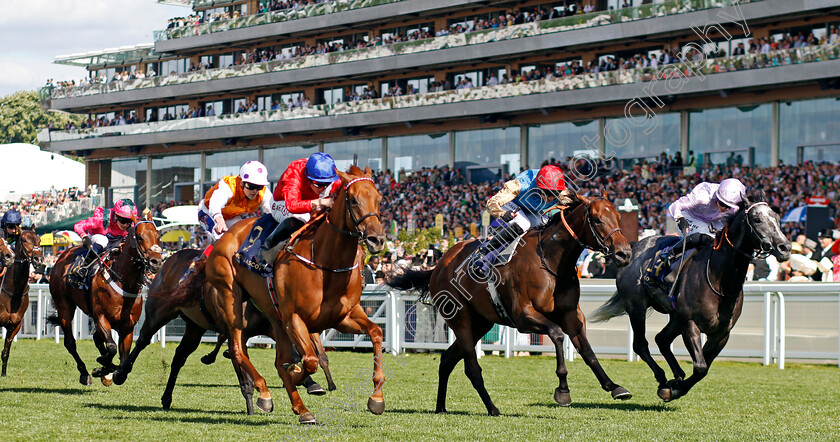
[113,248,335,411]
[388,193,633,415]
[206,165,386,424]
[49,217,163,385]
[1,231,43,376]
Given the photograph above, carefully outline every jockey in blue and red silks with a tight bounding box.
[659,178,746,277]
[258,152,342,267]
[469,165,574,278]
[69,199,139,282]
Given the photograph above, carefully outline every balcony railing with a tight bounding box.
[47,0,762,102]
[38,41,839,145]
[155,0,404,41]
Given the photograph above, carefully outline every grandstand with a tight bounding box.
[35,0,840,218]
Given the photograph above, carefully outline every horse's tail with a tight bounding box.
[386,269,433,302]
[590,292,627,323]
[46,314,61,326]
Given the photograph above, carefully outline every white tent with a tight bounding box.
[0,143,85,201]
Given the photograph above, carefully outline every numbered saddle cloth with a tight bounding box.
[65,247,93,291]
[234,214,279,277]
[642,236,681,292]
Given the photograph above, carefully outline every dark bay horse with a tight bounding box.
[592,193,790,402]
[388,193,633,415]
[113,248,335,411]
[49,218,163,386]
[1,231,43,376]
[206,165,386,424]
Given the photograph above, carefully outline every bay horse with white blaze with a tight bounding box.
[592,193,790,402]
[49,216,162,385]
[1,231,43,376]
[113,248,335,412]
[206,165,386,424]
[388,193,633,415]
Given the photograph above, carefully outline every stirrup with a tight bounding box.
[260,240,290,271]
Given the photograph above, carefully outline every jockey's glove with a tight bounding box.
[501,211,517,222]
[677,217,689,231]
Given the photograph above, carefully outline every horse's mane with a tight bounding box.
[537,192,600,232]
[345,164,365,176]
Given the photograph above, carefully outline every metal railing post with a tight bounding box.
[505,326,513,358]
[389,289,400,354]
[36,289,43,341]
[160,325,166,348]
[763,291,772,366]
[776,292,785,370]
[565,333,574,362]
[627,316,636,362]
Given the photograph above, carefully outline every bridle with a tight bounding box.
[713,201,774,259]
[1,232,41,297]
[126,220,162,273]
[325,177,381,240]
[537,196,622,277]
[558,196,622,257]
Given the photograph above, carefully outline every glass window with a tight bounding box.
[455,128,520,182]
[689,105,772,168]
[204,149,259,194]
[780,98,840,164]
[325,139,382,172]
[387,134,449,176]
[151,154,201,205]
[263,145,320,184]
[529,120,599,169]
[110,158,147,207]
[605,113,680,168]
[319,88,344,105]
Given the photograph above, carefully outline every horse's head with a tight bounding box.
[0,238,14,268]
[733,193,791,262]
[572,193,633,267]
[17,229,44,271]
[128,217,164,274]
[336,165,386,253]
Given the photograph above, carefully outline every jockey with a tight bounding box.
[198,160,271,242]
[259,152,341,267]
[659,178,746,273]
[1,209,22,246]
[469,165,573,277]
[69,199,139,282]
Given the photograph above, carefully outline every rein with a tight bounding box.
[707,201,772,297]
[95,221,160,296]
[558,197,621,257]
[287,176,375,273]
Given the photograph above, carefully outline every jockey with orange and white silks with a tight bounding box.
[659,178,746,267]
[470,165,574,277]
[198,161,271,242]
[261,153,342,256]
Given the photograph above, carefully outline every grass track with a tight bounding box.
[0,339,838,441]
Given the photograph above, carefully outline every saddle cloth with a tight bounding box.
[65,247,95,290]
[235,214,279,277]
[642,236,681,292]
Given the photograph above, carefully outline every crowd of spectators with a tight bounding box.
[0,186,95,221]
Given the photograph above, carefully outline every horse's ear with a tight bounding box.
[364,165,372,177]
[336,169,350,183]
[145,210,153,222]
[576,192,591,207]
[740,192,751,208]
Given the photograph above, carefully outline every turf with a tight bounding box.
[0,339,837,441]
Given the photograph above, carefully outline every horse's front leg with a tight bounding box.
[272,319,314,424]
[1,322,22,376]
[669,322,727,401]
[335,305,386,415]
[92,314,119,375]
[560,305,632,401]
[515,305,572,406]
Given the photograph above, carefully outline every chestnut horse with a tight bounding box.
[1,231,43,376]
[49,217,163,385]
[388,193,633,415]
[206,165,386,424]
[113,248,335,412]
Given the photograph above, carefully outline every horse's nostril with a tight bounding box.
[778,243,790,252]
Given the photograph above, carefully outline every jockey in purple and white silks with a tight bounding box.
[659,178,746,269]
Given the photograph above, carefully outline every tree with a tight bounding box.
[0,90,85,145]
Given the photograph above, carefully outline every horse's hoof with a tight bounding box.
[161,397,172,410]
[256,397,274,413]
[307,383,326,396]
[199,355,215,365]
[657,387,672,402]
[91,367,102,378]
[80,374,92,386]
[327,383,337,391]
[101,373,114,387]
[299,412,317,425]
[435,408,447,414]
[367,398,385,415]
[222,349,231,359]
[554,388,572,407]
[611,386,632,400]
[112,371,127,385]
[488,408,501,416]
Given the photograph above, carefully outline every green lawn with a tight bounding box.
[0,339,837,441]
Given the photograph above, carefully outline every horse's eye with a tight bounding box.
[753,217,762,224]
[593,218,603,224]
[350,197,358,206]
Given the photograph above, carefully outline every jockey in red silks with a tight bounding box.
[69,198,139,282]
[469,165,573,277]
[258,152,342,267]
[198,160,271,243]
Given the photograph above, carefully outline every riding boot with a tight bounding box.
[662,234,712,284]
[469,223,526,278]
[69,245,101,285]
[260,218,306,270]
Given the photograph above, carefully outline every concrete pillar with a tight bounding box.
[520,125,528,171]
[381,137,388,172]
[680,110,690,159]
[598,118,606,157]
[145,157,152,210]
[449,131,456,169]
